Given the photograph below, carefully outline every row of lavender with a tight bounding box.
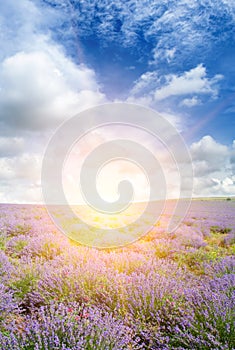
[0,201,234,349]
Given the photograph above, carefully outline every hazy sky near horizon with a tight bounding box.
[0,0,235,203]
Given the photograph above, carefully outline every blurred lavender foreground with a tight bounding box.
[0,199,234,349]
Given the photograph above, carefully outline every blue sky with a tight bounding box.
[0,0,235,202]
[34,0,235,144]
[1,0,234,139]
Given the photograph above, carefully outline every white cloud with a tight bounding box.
[0,1,107,203]
[193,176,235,197]
[152,47,176,64]
[191,135,229,176]
[0,152,42,203]
[0,182,42,204]
[191,135,228,163]
[0,1,106,133]
[129,64,222,117]
[0,0,41,60]
[147,0,235,65]
[0,153,41,182]
[0,50,106,131]
[130,71,159,97]
[154,64,223,101]
[44,0,235,62]
[190,136,235,196]
[1,134,234,203]
[165,48,176,63]
[0,137,24,157]
[180,96,201,107]
[0,66,105,200]
[231,141,235,172]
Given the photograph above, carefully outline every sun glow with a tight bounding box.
[57,121,186,247]
[61,127,155,234]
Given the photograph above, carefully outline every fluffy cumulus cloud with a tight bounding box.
[129,65,222,116]
[154,65,223,101]
[191,135,229,175]
[191,136,235,196]
[0,45,106,201]
[0,0,107,203]
[0,0,106,133]
[0,50,105,131]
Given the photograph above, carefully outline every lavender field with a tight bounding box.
[0,199,234,349]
